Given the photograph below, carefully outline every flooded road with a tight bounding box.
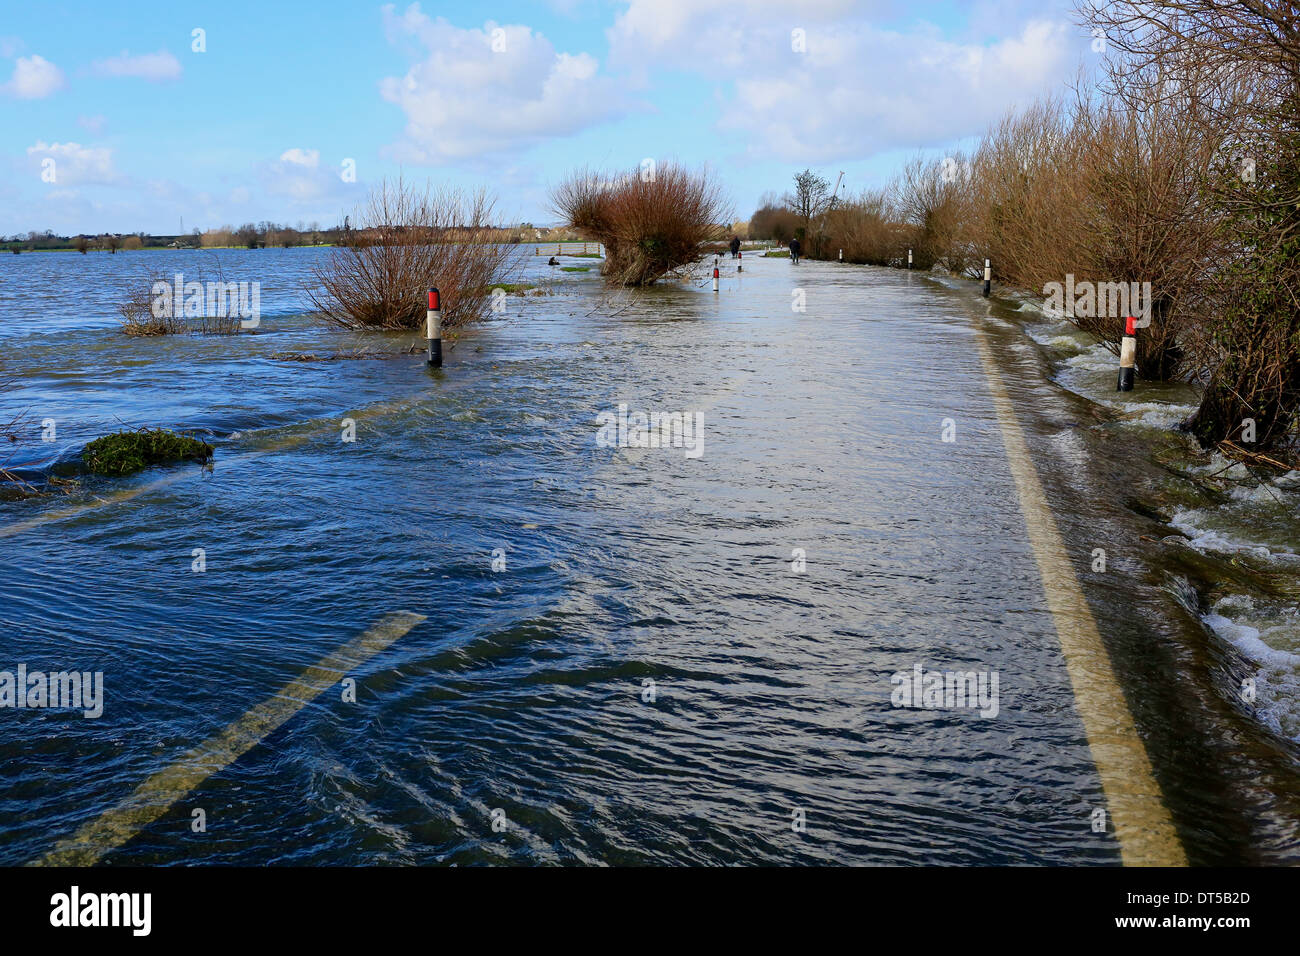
[1,248,1298,865]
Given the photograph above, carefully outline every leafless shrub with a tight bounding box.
[119,259,245,336]
[895,155,977,273]
[308,177,514,331]
[748,196,803,244]
[823,189,908,266]
[1080,0,1300,448]
[551,163,730,285]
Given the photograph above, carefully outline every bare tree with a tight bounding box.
[784,169,832,231]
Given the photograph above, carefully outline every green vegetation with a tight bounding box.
[560,266,590,272]
[82,428,213,477]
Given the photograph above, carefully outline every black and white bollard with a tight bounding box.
[839,249,843,262]
[982,259,991,297]
[908,248,913,269]
[1117,316,1136,392]
[426,287,442,368]
[712,258,719,293]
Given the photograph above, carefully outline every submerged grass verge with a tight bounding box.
[82,428,213,477]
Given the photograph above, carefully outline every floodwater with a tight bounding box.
[0,246,1297,865]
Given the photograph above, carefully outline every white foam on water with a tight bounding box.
[1169,507,1280,560]
[1229,481,1295,506]
[1206,610,1300,666]
[1117,401,1197,429]
[1045,334,1088,352]
[1061,342,1116,374]
[1204,605,1300,741]
[1021,317,1090,353]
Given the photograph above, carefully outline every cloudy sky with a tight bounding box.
[0,0,1091,236]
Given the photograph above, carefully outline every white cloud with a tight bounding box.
[3,55,65,99]
[25,141,120,185]
[378,3,629,162]
[608,0,861,72]
[261,149,354,205]
[608,1,1076,162]
[279,148,320,168]
[78,114,107,134]
[91,49,182,82]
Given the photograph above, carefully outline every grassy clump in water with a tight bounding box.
[560,266,590,272]
[82,428,213,477]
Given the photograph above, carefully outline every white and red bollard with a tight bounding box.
[908,248,913,269]
[737,250,742,273]
[713,258,719,293]
[1117,316,1137,392]
[427,287,442,368]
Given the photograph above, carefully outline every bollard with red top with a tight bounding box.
[1117,315,1137,391]
[737,250,742,273]
[713,257,719,293]
[426,287,442,368]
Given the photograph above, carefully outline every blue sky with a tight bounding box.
[0,0,1091,235]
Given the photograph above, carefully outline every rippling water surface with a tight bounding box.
[1,247,1298,865]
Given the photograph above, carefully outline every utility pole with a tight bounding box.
[816,171,845,253]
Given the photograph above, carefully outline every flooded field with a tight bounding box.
[1,247,1298,865]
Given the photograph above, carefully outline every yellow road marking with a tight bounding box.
[973,320,1186,866]
[35,611,426,866]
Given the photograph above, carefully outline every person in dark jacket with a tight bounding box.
[729,236,741,258]
[789,237,801,264]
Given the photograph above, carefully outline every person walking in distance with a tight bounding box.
[789,236,801,264]
[729,235,741,258]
